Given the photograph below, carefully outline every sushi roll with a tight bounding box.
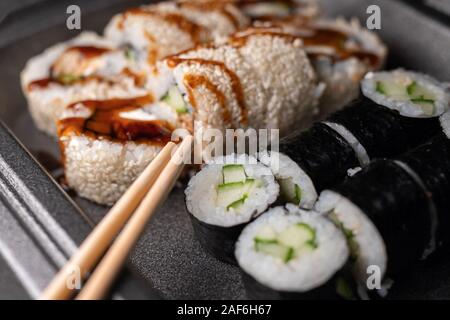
[21,32,147,136]
[270,123,359,208]
[150,27,319,136]
[104,1,249,67]
[236,0,320,21]
[395,135,450,247]
[57,95,177,205]
[316,159,436,290]
[324,69,450,165]
[258,150,317,209]
[235,205,350,299]
[265,18,387,117]
[185,154,279,264]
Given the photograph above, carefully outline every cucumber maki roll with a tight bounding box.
[395,135,450,246]
[279,123,360,193]
[185,154,279,264]
[235,205,350,299]
[316,160,436,290]
[258,150,317,209]
[324,69,450,165]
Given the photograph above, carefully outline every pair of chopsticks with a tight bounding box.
[40,135,193,300]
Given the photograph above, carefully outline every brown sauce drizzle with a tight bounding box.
[58,95,172,144]
[120,7,203,44]
[28,46,115,91]
[62,46,111,58]
[228,29,300,47]
[299,27,381,68]
[27,75,112,91]
[183,74,231,126]
[167,57,248,125]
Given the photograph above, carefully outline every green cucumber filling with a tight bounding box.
[279,178,302,205]
[336,276,355,300]
[161,86,188,113]
[57,73,82,85]
[329,212,359,262]
[254,223,317,263]
[216,165,261,211]
[124,46,136,61]
[375,79,436,115]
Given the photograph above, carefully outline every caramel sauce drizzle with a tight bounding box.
[58,95,172,144]
[167,57,248,126]
[300,27,381,68]
[28,46,114,90]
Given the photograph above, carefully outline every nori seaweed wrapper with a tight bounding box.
[279,123,359,192]
[396,134,450,246]
[331,159,434,275]
[326,95,441,159]
[189,213,246,265]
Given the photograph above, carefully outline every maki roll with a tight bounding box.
[104,1,249,67]
[258,150,317,209]
[151,27,319,136]
[316,159,436,290]
[235,205,350,299]
[324,69,450,165]
[185,154,279,264]
[395,135,450,246]
[21,32,147,136]
[269,123,359,208]
[57,95,177,205]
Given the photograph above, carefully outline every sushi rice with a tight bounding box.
[362,69,450,118]
[235,205,349,292]
[185,154,279,227]
[151,27,320,136]
[258,150,318,209]
[315,191,387,286]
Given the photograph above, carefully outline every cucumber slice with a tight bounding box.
[279,178,301,205]
[255,225,277,243]
[411,99,435,116]
[216,182,246,208]
[227,195,248,210]
[375,80,409,99]
[57,73,81,85]
[255,241,293,262]
[243,178,262,195]
[407,82,435,100]
[124,47,136,61]
[277,223,316,249]
[161,86,188,113]
[295,242,316,257]
[222,164,246,184]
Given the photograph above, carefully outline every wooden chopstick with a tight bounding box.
[40,141,177,300]
[76,135,193,300]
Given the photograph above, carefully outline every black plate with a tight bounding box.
[1,0,450,299]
